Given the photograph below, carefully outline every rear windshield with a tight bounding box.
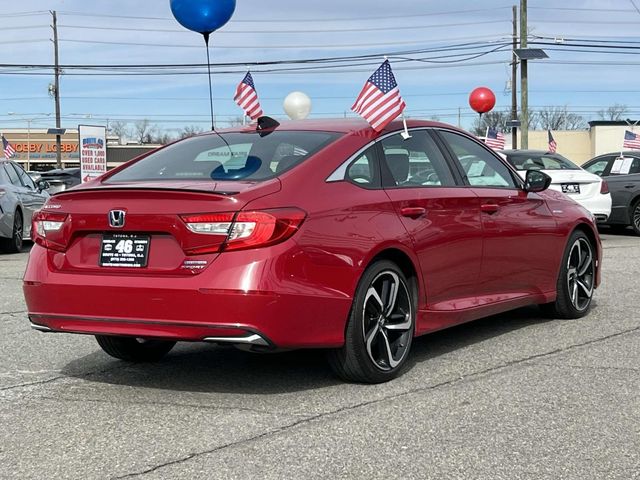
[106,131,340,182]
[506,153,579,170]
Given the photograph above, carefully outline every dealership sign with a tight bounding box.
[79,125,107,183]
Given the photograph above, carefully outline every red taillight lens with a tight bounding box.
[600,180,609,194]
[32,211,68,251]
[180,208,306,253]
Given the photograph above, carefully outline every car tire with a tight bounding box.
[631,199,640,236]
[328,260,415,383]
[541,230,596,319]
[95,335,176,362]
[0,210,23,253]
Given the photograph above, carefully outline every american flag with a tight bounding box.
[485,127,505,150]
[548,130,557,153]
[2,135,16,159]
[623,130,640,149]
[352,60,406,132]
[234,72,263,120]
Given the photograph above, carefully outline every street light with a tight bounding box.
[7,112,52,171]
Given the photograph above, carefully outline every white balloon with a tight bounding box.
[283,91,312,120]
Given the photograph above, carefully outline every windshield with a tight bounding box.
[106,131,340,183]
[505,152,580,171]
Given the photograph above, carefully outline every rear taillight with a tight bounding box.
[32,211,68,251]
[181,208,306,253]
[600,180,609,194]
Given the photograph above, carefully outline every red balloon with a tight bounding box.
[469,87,496,114]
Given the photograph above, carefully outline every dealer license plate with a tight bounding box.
[561,183,580,194]
[100,233,150,268]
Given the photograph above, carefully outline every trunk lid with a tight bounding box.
[42,179,280,275]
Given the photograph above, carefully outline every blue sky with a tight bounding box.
[2,0,640,135]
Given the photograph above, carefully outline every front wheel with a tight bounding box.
[328,260,416,383]
[0,210,23,253]
[631,199,640,236]
[542,230,596,319]
[95,335,176,362]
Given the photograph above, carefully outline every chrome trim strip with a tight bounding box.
[203,333,269,347]
[30,322,53,332]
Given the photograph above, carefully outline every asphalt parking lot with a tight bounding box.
[1,232,639,480]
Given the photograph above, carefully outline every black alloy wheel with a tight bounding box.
[1,210,23,253]
[632,199,640,236]
[542,230,595,319]
[328,260,415,383]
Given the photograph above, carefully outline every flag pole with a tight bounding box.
[203,32,215,131]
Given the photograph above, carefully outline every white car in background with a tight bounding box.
[501,150,612,223]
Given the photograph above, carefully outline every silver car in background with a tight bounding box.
[0,160,50,253]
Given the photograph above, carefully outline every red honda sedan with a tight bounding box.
[24,118,601,383]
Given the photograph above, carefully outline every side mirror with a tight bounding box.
[523,169,551,193]
[37,180,50,192]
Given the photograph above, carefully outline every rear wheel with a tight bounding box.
[631,199,640,236]
[0,210,23,253]
[95,335,175,362]
[328,260,415,383]
[542,230,595,319]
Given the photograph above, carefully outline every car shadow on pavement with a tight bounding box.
[61,305,553,394]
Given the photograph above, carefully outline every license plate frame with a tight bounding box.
[100,233,150,268]
[561,183,580,194]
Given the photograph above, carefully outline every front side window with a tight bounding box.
[3,163,22,187]
[11,162,36,189]
[106,131,339,183]
[439,131,517,188]
[380,131,455,188]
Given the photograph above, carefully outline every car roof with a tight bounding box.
[500,149,558,155]
[592,151,640,158]
[202,118,465,136]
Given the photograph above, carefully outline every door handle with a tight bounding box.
[400,207,426,218]
[481,203,499,214]
[624,184,635,189]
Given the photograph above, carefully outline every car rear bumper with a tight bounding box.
[574,194,612,222]
[23,244,354,348]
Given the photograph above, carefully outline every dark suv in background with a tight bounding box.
[583,152,640,235]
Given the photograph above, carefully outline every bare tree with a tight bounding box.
[134,119,156,144]
[226,116,246,127]
[598,104,628,121]
[471,109,510,136]
[537,106,584,130]
[179,125,204,139]
[110,121,130,144]
[150,132,175,144]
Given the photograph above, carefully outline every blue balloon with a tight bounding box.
[170,0,236,34]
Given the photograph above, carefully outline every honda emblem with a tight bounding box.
[108,210,126,228]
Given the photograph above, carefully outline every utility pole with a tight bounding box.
[51,10,62,168]
[511,5,518,150]
[520,0,528,149]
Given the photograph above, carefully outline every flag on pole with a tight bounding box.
[352,60,406,132]
[623,130,640,149]
[485,127,505,150]
[234,72,263,120]
[548,130,557,153]
[2,135,16,159]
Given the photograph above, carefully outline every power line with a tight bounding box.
[55,6,513,23]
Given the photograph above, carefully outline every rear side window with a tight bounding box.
[439,131,516,188]
[584,157,613,177]
[106,131,340,183]
[506,153,579,170]
[609,156,640,175]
